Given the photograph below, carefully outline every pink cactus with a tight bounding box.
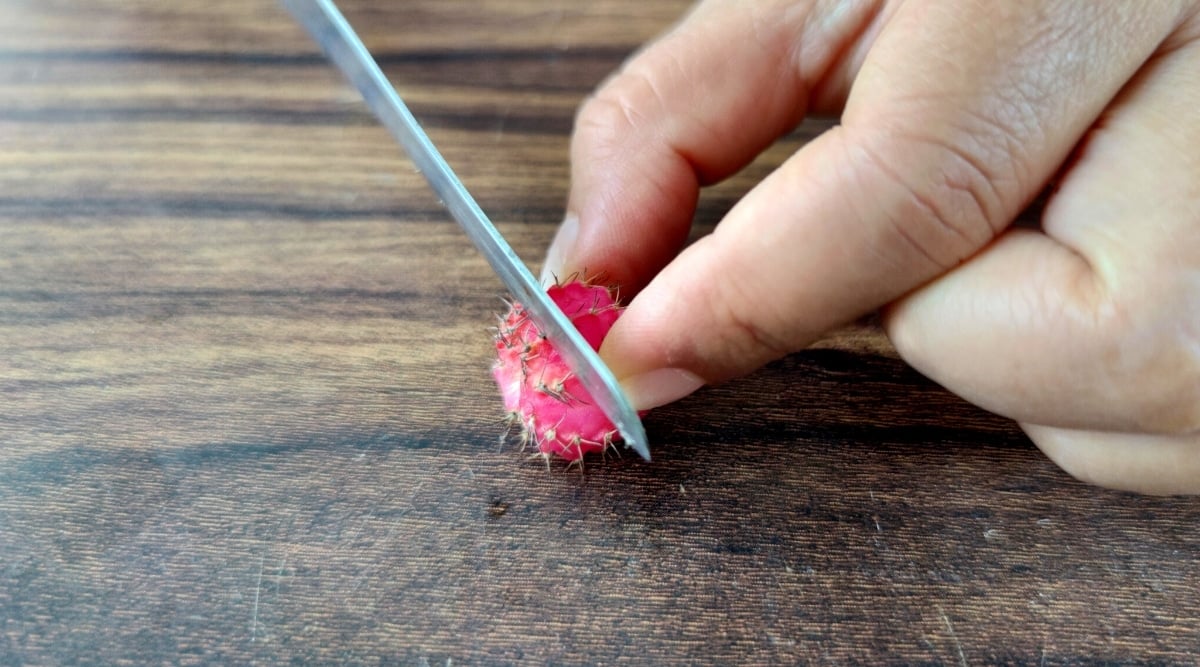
[493,281,626,462]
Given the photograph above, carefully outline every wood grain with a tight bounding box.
[2,1,1198,664]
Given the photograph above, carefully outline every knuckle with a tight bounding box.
[852,130,1008,271]
[574,92,639,152]
[717,290,797,368]
[575,64,668,142]
[686,244,797,378]
[715,299,794,369]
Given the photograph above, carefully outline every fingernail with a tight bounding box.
[619,368,706,411]
[540,213,578,286]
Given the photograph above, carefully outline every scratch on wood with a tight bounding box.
[251,554,265,642]
[938,604,967,667]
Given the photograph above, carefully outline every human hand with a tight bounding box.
[540,0,1200,494]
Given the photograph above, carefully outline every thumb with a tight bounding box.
[604,1,1169,410]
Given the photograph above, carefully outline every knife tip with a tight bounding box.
[620,425,652,461]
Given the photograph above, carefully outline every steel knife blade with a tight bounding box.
[281,0,650,460]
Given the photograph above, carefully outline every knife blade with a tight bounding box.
[282,0,650,460]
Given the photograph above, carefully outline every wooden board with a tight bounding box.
[2,1,1197,663]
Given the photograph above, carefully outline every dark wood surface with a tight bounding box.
[2,1,1198,664]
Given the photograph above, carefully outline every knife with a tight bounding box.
[282,0,650,460]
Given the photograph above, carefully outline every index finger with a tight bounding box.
[543,0,884,291]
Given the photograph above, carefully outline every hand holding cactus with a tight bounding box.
[539,0,1200,494]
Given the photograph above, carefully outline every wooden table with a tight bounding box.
[2,1,1197,663]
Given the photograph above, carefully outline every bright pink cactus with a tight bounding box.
[493,281,625,462]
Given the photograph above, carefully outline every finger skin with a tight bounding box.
[883,12,1200,494]
[551,0,888,292]
[602,0,1185,384]
[562,0,1200,496]
[885,28,1200,434]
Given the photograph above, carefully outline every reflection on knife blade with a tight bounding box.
[281,0,650,460]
